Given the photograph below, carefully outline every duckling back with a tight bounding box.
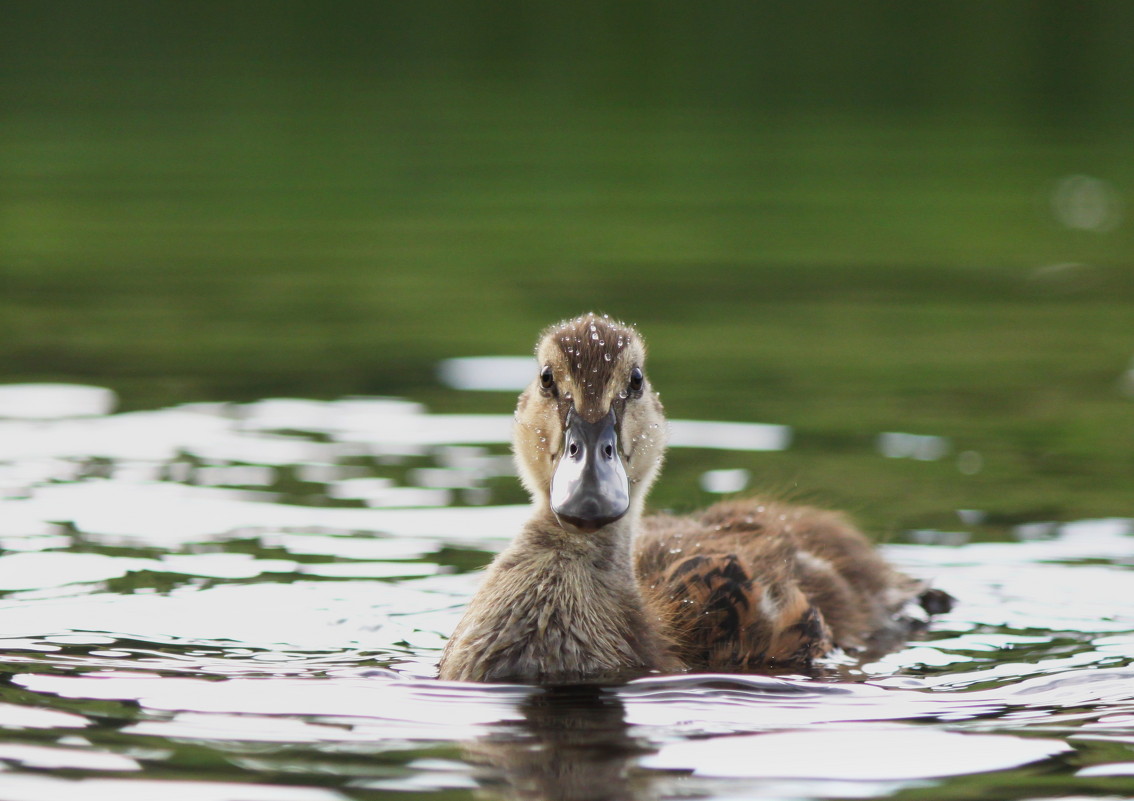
[635,498,946,672]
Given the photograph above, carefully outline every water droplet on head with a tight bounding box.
[603,353,611,362]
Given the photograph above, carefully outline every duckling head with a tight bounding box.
[514,313,667,533]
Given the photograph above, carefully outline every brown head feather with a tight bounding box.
[537,313,643,423]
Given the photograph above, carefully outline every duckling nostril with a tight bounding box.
[603,443,614,459]
[568,442,580,458]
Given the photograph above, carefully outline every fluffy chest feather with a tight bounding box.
[440,545,668,683]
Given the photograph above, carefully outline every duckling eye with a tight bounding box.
[628,366,644,394]
[539,365,557,395]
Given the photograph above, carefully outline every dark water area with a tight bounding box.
[1,5,1133,798]
[3,4,1133,527]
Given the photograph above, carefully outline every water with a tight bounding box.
[0,385,1132,801]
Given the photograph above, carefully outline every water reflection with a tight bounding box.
[699,467,751,494]
[0,384,117,420]
[438,356,537,391]
[876,431,950,461]
[464,686,646,801]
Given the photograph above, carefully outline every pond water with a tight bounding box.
[0,384,1131,801]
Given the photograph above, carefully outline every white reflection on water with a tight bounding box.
[668,419,791,450]
[0,383,1131,801]
[877,431,950,461]
[0,384,117,420]
[437,356,537,391]
[0,581,444,655]
[0,703,88,730]
[642,727,1069,780]
[0,776,346,801]
[11,478,527,546]
[0,742,140,772]
[700,467,751,494]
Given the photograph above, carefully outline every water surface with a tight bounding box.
[0,385,1131,801]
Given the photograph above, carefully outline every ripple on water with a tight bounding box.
[0,383,1131,801]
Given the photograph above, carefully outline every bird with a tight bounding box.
[438,313,951,684]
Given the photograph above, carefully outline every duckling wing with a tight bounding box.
[634,508,832,672]
[635,499,937,672]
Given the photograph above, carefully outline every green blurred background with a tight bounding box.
[2,1,1132,533]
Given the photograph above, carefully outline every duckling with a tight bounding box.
[438,313,950,684]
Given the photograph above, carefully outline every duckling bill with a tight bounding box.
[438,313,951,684]
[550,407,628,532]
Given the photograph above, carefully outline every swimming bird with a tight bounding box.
[438,314,951,684]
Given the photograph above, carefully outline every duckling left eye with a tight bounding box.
[539,365,557,395]
[628,366,644,394]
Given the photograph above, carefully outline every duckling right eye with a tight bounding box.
[539,365,557,395]
[628,366,644,394]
